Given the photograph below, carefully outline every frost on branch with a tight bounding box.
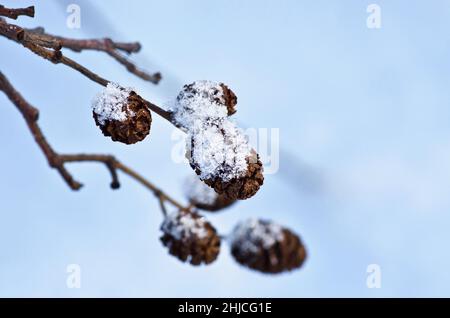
[184,175,236,212]
[92,82,151,145]
[160,210,221,265]
[229,218,307,274]
[171,80,264,200]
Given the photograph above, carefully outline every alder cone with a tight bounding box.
[160,210,221,265]
[231,225,307,274]
[198,152,264,201]
[93,91,151,144]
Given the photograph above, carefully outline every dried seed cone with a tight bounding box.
[177,80,263,200]
[178,81,237,116]
[160,210,221,265]
[93,91,151,145]
[200,151,264,200]
[230,219,306,274]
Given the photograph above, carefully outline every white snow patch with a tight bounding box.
[161,211,208,240]
[171,80,228,129]
[92,82,134,125]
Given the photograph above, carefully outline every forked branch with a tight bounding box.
[0,71,188,213]
[0,4,34,19]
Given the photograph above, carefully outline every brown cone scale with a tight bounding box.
[219,83,237,116]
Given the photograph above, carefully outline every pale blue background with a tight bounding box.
[1,0,449,297]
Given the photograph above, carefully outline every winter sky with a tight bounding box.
[1,0,450,297]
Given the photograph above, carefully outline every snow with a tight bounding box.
[161,211,208,240]
[171,80,228,129]
[171,80,251,182]
[184,175,218,205]
[91,82,134,125]
[229,218,284,253]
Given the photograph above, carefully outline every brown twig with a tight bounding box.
[0,5,182,213]
[0,71,188,213]
[0,5,34,19]
[26,28,162,84]
[0,18,172,121]
[0,16,160,84]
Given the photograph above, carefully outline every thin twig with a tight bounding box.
[157,195,168,216]
[26,28,162,84]
[0,71,188,214]
[0,18,172,121]
[0,5,183,214]
[0,5,34,19]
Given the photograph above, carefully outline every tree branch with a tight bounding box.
[25,28,162,84]
[0,71,188,213]
[0,5,34,19]
[0,5,181,212]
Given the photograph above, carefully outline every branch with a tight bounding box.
[0,5,34,19]
[0,71,188,213]
[26,28,162,84]
[0,18,171,121]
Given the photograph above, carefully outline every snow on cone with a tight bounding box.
[177,81,237,117]
[92,82,151,144]
[160,210,221,265]
[171,80,264,200]
[229,218,307,274]
[184,174,236,212]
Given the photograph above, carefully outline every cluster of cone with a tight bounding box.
[158,176,307,274]
[92,81,263,200]
[159,209,306,274]
[91,82,306,274]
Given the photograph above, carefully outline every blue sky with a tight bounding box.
[1,0,450,297]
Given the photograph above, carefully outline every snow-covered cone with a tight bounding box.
[199,150,264,201]
[177,81,237,117]
[160,210,221,265]
[92,82,151,144]
[184,175,236,212]
[172,81,264,200]
[229,218,306,274]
